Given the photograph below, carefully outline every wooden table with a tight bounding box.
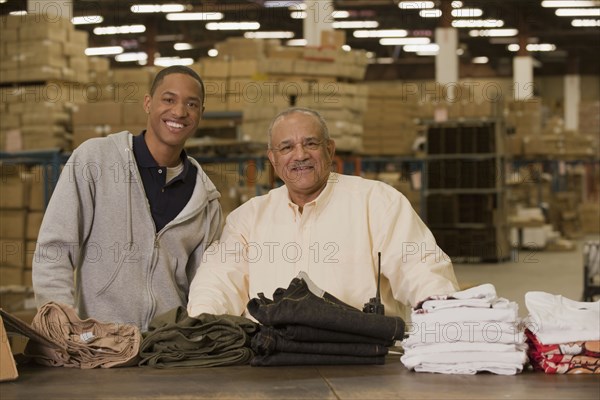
[1,357,598,400]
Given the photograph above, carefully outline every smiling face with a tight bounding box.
[143,72,204,158]
[267,111,335,207]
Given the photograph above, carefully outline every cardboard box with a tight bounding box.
[72,102,123,126]
[121,102,147,125]
[0,240,24,269]
[0,266,22,286]
[0,316,18,382]
[26,166,46,211]
[0,210,27,239]
[0,169,28,209]
[26,211,44,241]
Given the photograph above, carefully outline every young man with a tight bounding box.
[33,66,222,331]
[187,107,458,319]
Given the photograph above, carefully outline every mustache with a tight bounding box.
[289,162,314,169]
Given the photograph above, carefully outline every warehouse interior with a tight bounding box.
[0,0,599,395]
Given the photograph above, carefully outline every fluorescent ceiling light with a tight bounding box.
[404,44,439,52]
[542,1,600,7]
[333,21,379,29]
[206,22,260,30]
[572,18,600,26]
[342,45,351,51]
[290,11,306,19]
[244,31,295,39]
[333,11,350,19]
[173,42,193,51]
[287,39,307,46]
[9,11,27,15]
[131,4,185,13]
[85,46,124,56]
[452,1,464,7]
[472,56,489,64]
[380,37,431,46]
[555,8,600,16]
[452,8,483,17]
[469,29,518,37]
[507,43,557,52]
[155,57,194,67]
[399,1,434,9]
[376,57,395,64]
[166,12,223,21]
[452,19,504,28]
[72,15,103,25]
[420,9,442,18]
[0,0,7,3]
[208,49,218,57]
[115,52,148,62]
[417,51,438,56]
[94,25,146,35]
[353,29,408,38]
[265,0,302,7]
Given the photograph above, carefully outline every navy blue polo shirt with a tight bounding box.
[133,132,197,232]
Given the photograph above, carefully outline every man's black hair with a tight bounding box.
[150,65,205,105]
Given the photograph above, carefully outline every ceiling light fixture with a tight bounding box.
[208,49,218,57]
[115,52,148,62]
[452,19,504,28]
[206,22,260,30]
[72,15,104,25]
[265,0,303,7]
[452,1,464,7]
[542,1,600,7]
[399,1,435,9]
[287,39,307,46]
[155,57,194,67]
[353,29,408,38]
[469,29,518,37]
[451,8,483,17]
[507,43,557,52]
[290,11,306,19]
[166,12,223,21]
[131,4,185,13]
[555,8,600,16]
[332,21,379,29]
[85,46,124,56]
[472,56,489,64]
[572,18,600,26]
[244,31,295,39]
[380,37,431,45]
[403,44,440,52]
[333,11,350,19]
[173,43,193,51]
[94,25,146,35]
[419,9,442,18]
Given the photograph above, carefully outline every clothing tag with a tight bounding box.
[80,331,96,343]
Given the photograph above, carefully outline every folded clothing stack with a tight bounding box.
[525,291,600,374]
[25,302,141,368]
[401,284,527,375]
[247,272,405,366]
[139,307,258,368]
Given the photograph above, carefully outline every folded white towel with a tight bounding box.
[403,321,524,347]
[413,361,524,375]
[402,342,528,355]
[401,350,528,370]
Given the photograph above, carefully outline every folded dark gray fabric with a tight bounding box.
[247,277,405,341]
[139,307,258,368]
[252,326,389,357]
[278,324,394,346]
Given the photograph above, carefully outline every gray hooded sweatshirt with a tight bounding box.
[32,131,222,331]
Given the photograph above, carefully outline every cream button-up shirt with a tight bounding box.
[188,173,459,319]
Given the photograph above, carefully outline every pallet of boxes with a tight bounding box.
[0,163,47,359]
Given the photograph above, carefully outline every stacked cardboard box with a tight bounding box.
[504,99,542,137]
[362,83,421,155]
[0,15,88,84]
[579,101,600,137]
[0,84,74,151]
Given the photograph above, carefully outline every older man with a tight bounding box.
[188,107,458,319]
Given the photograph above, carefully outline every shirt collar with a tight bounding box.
[286,172,338,210]
[133,131,192,182]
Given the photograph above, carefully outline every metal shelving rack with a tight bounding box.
[423,119,510,263]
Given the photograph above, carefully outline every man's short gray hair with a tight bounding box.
[267,107,330,148]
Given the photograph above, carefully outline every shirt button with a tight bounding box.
[158,169,163,174]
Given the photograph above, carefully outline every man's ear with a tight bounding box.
[143,94,151,114]
[267,149,275,166]
[327,138,336,158]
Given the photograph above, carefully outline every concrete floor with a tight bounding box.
[453,234,600,317]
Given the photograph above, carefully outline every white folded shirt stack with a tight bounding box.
[401,283,528,375]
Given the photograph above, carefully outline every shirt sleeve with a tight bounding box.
[32,149,95,309]
[187,210,250,317]
[372,184,459,307]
